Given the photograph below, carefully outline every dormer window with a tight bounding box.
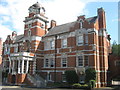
[79,19,83,29]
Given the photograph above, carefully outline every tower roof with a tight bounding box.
[29,2,45,12]
[32,2,42,8]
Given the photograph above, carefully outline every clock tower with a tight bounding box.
[24,2,49,38]
[23,2,49,53]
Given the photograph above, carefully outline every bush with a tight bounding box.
[85,68,96,83]
[88,80,96,88]
[72,83,89,89]
[65,70,79,84]
[72,83,81,88]
[81,84,88,88]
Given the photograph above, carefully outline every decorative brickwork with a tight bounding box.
[2,2,111,88]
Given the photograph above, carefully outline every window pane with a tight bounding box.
[50,59,54,67]
[78,56,83,66]
[62,38,67,48]
[62,58,67,67]
[84,56,89,66]
[50,41,54,49]
[45,59,49,67]
[85,35,88,44]
[77,35,83,45]
[62,74,66,82]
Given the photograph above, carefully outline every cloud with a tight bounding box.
[0,24,12,42]
[43,0,86,25]
[0,0,87,42]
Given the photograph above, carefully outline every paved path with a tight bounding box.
[1,85,115,90]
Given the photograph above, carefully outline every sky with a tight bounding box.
[0,0,119,44]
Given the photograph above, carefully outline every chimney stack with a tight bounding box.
[50,20,56,28]
[97,7,106,29]
[77,15,85,21]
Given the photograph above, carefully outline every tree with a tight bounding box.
[85,68,96,83]
[112,41,120,56]
[65,70,79,84]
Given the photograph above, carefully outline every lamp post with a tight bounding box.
[54,35,57,83]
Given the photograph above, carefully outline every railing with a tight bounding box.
[34,74,46,87]
[27,74,46,87]
[27,74,37,86]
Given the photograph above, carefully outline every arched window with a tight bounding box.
[28,30,31,36]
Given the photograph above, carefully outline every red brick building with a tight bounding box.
[108,54,120,85]
[2,2,111,88]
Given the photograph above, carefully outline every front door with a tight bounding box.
[11,75,16,84]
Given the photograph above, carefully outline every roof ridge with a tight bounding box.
[54,21,76,28]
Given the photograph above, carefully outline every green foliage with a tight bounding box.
[88,80,96,88]
[65,70,79,84]
[85,68,96,83]
[112,41,120,56]
[72,83,81,88]
[72,83,89,89]
[80,84,88,88]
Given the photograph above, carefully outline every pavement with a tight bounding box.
[1,86,116,90]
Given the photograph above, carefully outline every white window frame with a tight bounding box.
[44,41,49,50]
[62,38,67,48]
[61,58,67,67]
[50,40,55,49]
[62,74,66,82]
[77,34,83,46]
[77,56,84,67]
[85,34,88,44]
[84,56,89,66]
[44,59,49,67]
[50,58,54,68]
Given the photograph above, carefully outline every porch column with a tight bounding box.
[18,60,21,73]
[9,60,11,73]
[26,60,29,73]
[21,60,24,73]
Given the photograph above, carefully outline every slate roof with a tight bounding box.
[45,21,77,36]
[45,16,98,37]
[14,34,24,43]
[86,16,98,23]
